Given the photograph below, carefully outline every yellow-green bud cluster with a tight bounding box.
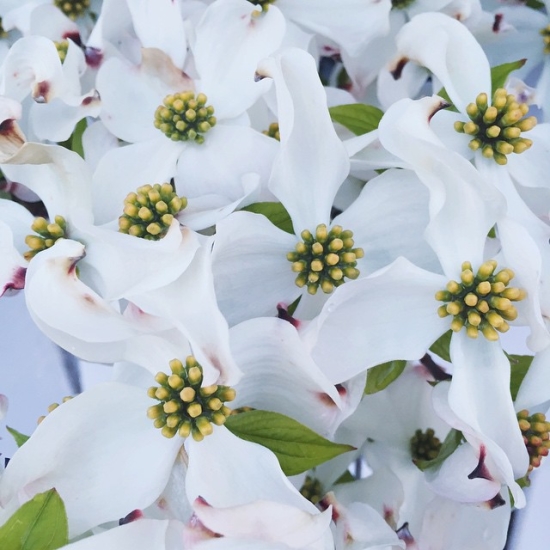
[0,18,8,40]
[410,428,442,462]
[518,410,550,473]
[436,260,526,341]
[454,88,536,165]
[154,92,216,144]
[263,122,280,141]
[299,476,324,505]
[147,356,236,441]
[54,40,69,63]
[541,25,550,55]
[54,0,90,19]
[119,183,187,240]
[37,396,73,424]
[24,215,68,261]
[287,224,364,295]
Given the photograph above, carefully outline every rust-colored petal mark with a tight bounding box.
[118,509,143,525]
[390,57,409,80]
[32,80,50,103]
[1,266,26,296]
[467,445,493,481]
[0,119,25,163]
[486,492,506,509]
[84,46,103,69]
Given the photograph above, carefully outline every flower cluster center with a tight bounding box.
[147,356,236,441]
[518,409,550,474]
[154,92,216,144]
[287,224,364,295]
[25,215,68,260]
[119,183,187,240]
[410,428,442,462]
[299,476,324,505]
[263,122,280,141]
[37,396,73,425]
[454,88,536,165]
[248,0,277,9]
[436,260,526,341]
[391,0,415,10]
[541,25,550,54]
[54,0,90,20]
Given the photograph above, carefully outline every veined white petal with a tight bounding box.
[303,257,448,384]
[259,49,349,232]
[230,317,357,437]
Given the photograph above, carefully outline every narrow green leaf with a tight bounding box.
[414,429,463,471]
[507,353,534,401]
[6,426,30,447]
[429,330,452,363]
[491,59,527,92]
[225,410,355,476]
[364,360,407,395]
[0,489,69,550]
[241,202,294,234]
[329,104,383,136]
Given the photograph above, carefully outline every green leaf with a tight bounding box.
[414,429,463,471]
[58,118,87,159]
[491,59,527,92]
[508,353,534,401]
[329,104,384,136]
[241,202,294,234]
[6,426,30,447]
[526,0,545,9]
[0,489,69,550]
[364,360,407,395]
[429,330,452,363]
[225,410,355,476]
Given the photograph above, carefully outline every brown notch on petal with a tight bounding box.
[33,81,50,103]
[119,509,144,525]
[390,58,409,80]
[84,46,103,69]
[81,90,100,106]
[276,303,300,328]
[0,119,26,163]
[493,13,504,33]
[63,31,82,46]
[428,100,451,122]
[468,445,493,481]
[487,492,506,509]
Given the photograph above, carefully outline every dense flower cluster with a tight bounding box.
[0,0,550,548]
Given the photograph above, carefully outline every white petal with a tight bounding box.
[186,426,317,514]
[194,0,285,120]
[126,0,187,68]
[59,520,172,550]
[303,257,448,383]
[230,317,357,437]
[394,12,490,112]
[515,345,550,410]
[129,241,241,386]
[0,383,182,537]
[212,211,297,326]
[277,0,392,56]
[379,96,505,276]
[259,49,349,232]
[193,497,332,548]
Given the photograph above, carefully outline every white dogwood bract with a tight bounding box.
[1,0,550,548]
